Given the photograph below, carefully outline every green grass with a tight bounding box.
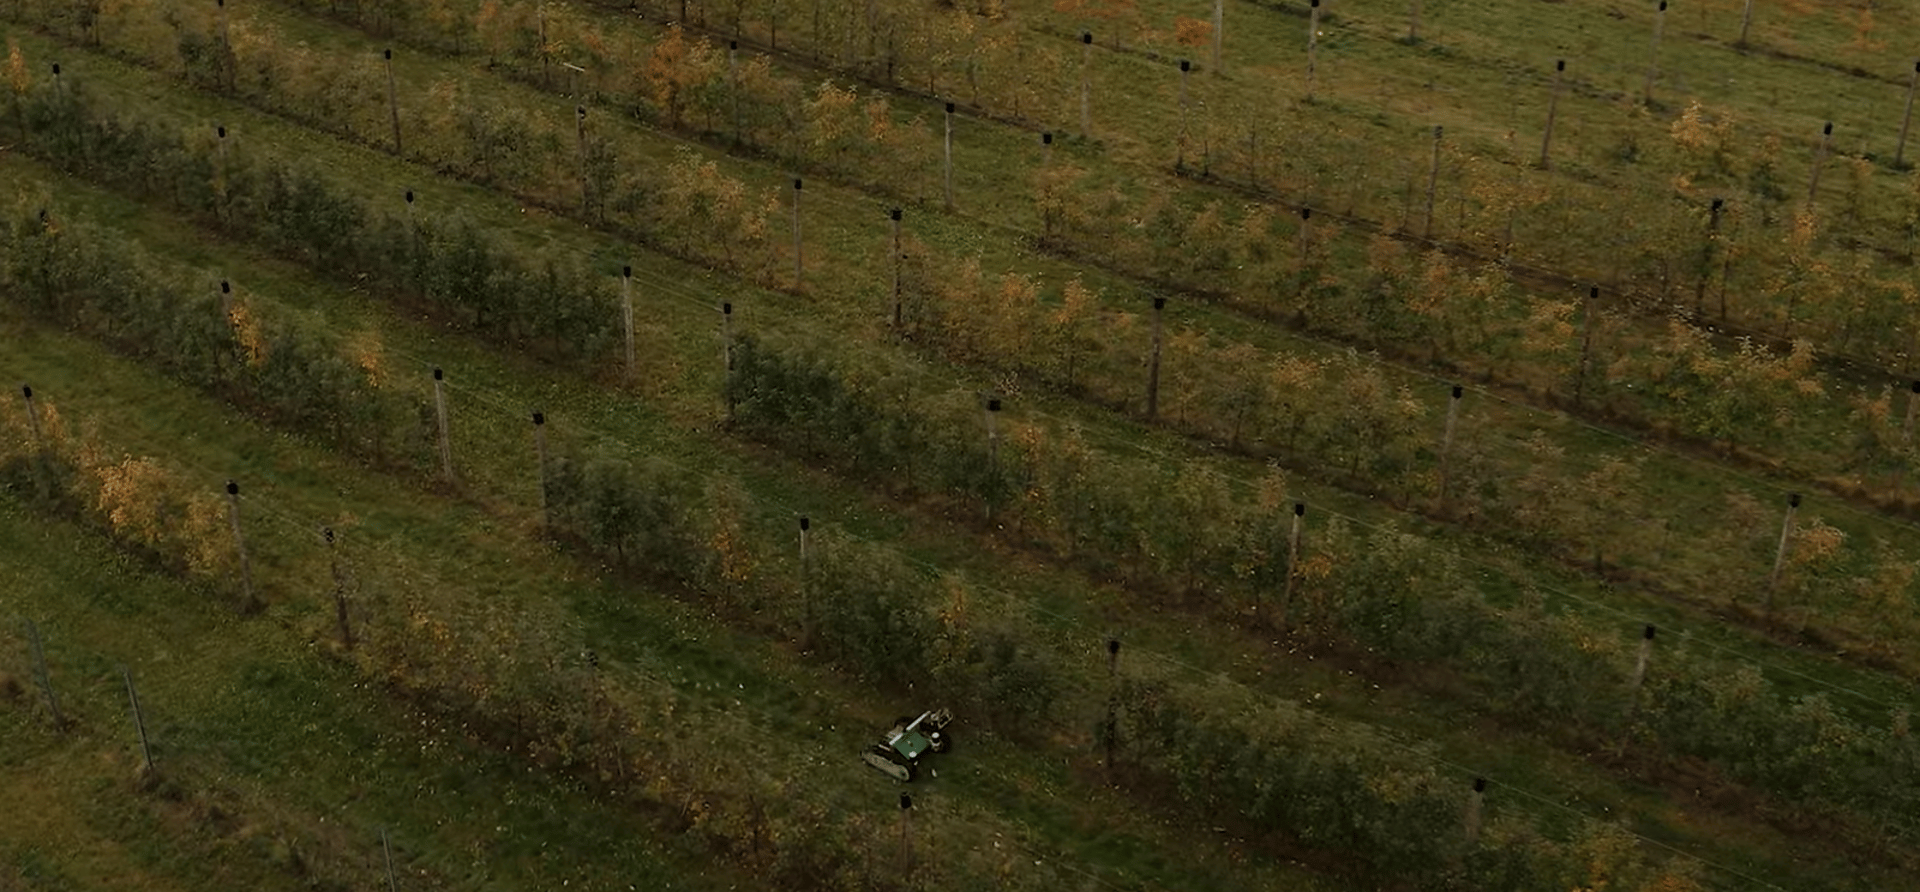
[8,1,1920,888]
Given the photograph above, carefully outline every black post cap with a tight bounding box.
[1556,59,1565,71]
[433,367,443,380]
[1312,0,1319,6]
[226,480,239,495]
[730,40,738,50]
[586,649,599,667]
[1643,624,1656,640]
[1301,207,1312,220]
[1473,777,1487,793]
[1152,296,1167,310]
[793,178,802,189]
[406,190,414,203]
[217,125,227,138]
[623,264,632,277]
[532,411,545,425]
[1082,31,1092,43]
[722,302,733,314]
[1451,384,1463,399]
[1711,197,1723,211]
[890,207,902,221]
[1180,59,1190,72]
[384,48,392,60]
[1107,638,1120,655]
[51,64,59,75]
[1589,285,1600,299]
[323,526,334,543]
[21,385,32,398]
[577,105,586,117]
[946,101,955,113]
[799,516,810,530]
[1658,1,1667,10]
[1910,380,1919,393]
[1293,502,1306,516]
[987,398,1001,412]
[1043,132,1053,145]
[900,793,913,810]
[1434,124,1444,136]
[1788,492,1801,507]
[221,280,230,293]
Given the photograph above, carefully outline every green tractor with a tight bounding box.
[861,708,953,782]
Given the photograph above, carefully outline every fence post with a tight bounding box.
[1738,0,1755,46]
[1463,778,1486,845]
[532,411,550,531]
[1897,61,1919,169]
[1540,60,1564,169]
[1103,637,1120,774]
[1281,503,1305,631]
[575,105,590,215]
[226,480,257,612]
[1575,285,1599,405]
[1630,624,1656,690]
[1764,492,1800,612]
[1211,0,1224,70]
[1145,297,1166,419]
[1306,0,1322,102]
[1808,121,1833,208]
[1080,32,1093,137]
[1042,131,1053,169]
[722,303,736,422]
[889,209,904,334]
[799,516,813,646]
[384,49,401,155]
[381,826,398,892]
[943,102,955,211]
[25,619,64,733]
[1644,0,1668,104]
[897,793,914,871]
[791,180,804,288]
[1423,125,1443,239]
[621,266,636,385]
[1696,200,1723,315]
[324,527,353,650]
[1178,60,1191,168]
[1436,384,1463,512]
[432,368,453,483]
[21,384,42,444]
[122,665,154,776]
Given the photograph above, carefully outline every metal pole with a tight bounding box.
[1898,61,1920,169]
[791,180,804,288]
[1630,624,1656,689]
[1079,32,1092,137]
[1765,492,1800,611]
[325,527,353,650]
[384,49,401,155]
[1738,0,1755,46]
[381,827,398,892]
[799,516,813,645]
[1808,121,1832,207]
[621,266,636,384]
[1042,132,1053,169]
[943,102,955,211]
[226,481,256,611]
[1178,60,1190,168]
[1424,125,1443,239]
[26,619,64,732]
[432,368,453,483]
[1540,60,1564,169]
[1575,285,1599,404]
[722,303,736,422]
[1464,778,1486,845]
[1211,0,1224,70]
[21,384,42,444]
[1644,0,1667,104]
[122,665,154,775]
[1281,503,1304,630]
[1437,385,1462,512]
[890,208,903,333]
[532,412,550,531]
[1146,297,1166,419]
[1306,0,1321,102]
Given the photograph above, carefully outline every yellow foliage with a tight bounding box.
[1173,17,1211,47]
[5,39,29,96]
[227,297,269,367]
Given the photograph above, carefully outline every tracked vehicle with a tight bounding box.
[861,708,953,782]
